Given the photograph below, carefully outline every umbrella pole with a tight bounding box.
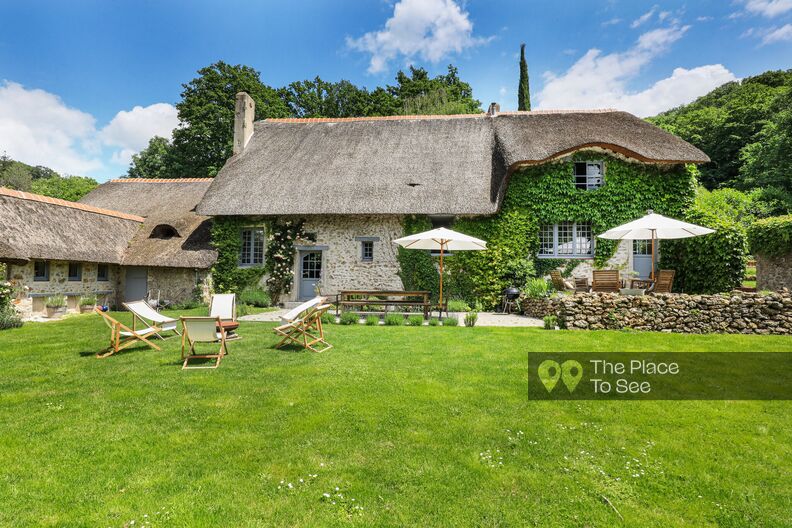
[439,243,444,315]
[651,231,656,281]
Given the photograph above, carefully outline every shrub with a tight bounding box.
[442,317,459,327]
[339,312,359,325]
[171,299,204,310]
[79,295,97,307]
[0,305,22,330]
[406,314,425,326]
[747,215,792,257]
[384,313,404,326]
[365,315,380,326]
[447,299,471,312]
[662,205,747,294]
[239,287,271,308]
[464,311,478,327]
[543,315,558,330]
[524,278,550,299]
[236,303,252,317]
[321,312,336,325]
[45,296,66,308]
[428,317,441,326]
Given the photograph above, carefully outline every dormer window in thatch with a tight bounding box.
[150,224,181,239]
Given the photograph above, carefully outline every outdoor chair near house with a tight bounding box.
[209,293,239,340]
[550,270,574,291]
[574,277,591,293]
[123,299,180,338]
[652,270,676,294]
[591,270,622,293]
[274,297,333,353]
[94,307,161,358]
[180,316,227,369]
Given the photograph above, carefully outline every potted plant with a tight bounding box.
[79,295,98,313]
[45,296,67,318]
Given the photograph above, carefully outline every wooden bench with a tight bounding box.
[592,270,622,293]
[336,290,435,319]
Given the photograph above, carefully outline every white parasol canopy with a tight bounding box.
[598,210,714,280]
[598,210,715,241]
[393,227,487,310]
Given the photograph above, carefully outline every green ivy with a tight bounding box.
[263,218,311,303]
[210,216,266,294]
[747,215,792,257]
[441,152,697,308]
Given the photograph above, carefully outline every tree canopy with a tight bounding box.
[0,153,97,201]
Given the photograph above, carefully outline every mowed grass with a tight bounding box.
[0,312,791,527]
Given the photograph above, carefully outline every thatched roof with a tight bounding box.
[80,179,217,269]
[0,187,143,264]
[197,110,709,216]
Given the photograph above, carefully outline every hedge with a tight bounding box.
[747,215,792,257]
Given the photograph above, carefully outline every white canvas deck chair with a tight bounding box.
[95,307,161,358]
[210,293,240,340]
[123,299,180,338]
[180,316,227,369]
[274,296,333,353]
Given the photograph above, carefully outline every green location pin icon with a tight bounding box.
[561,360,583,393]
[538,360,561,393]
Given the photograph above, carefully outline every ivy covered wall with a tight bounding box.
[415,151,699,307]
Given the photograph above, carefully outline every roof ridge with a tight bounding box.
[265,113,486,124]
[263,109,623,124]
[0,187,144,222]
[108,178,214,183]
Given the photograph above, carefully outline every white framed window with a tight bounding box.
[239,228,265,267]
[537,222,594,258]
[361,240,374,261]
[574,161,604,190]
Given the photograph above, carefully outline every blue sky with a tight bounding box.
[0,0,790,181]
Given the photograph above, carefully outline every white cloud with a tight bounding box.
[602,18,622,27]
[743,0,792,17]
[100,103,178,165]
[631,5,658,28]
[696,16,714,22]
[0,81,178,177]
[536,25,737,117]
[0,81,102,175]
[346,0,490,73]
[761,23,792,43]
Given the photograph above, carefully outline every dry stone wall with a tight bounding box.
[522,290,792,334]
[756,252,792,292]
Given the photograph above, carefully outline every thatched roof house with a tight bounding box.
[79,178,217,269]
[197,109,709,217]
[0,187,143,265]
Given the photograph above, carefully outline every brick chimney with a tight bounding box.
[486,102,500,116]
[233,92,255,155]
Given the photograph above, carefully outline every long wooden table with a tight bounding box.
[336,290,437,319]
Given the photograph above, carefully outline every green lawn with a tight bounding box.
[1,313,791,527]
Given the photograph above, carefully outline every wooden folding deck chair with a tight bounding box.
[274,298,332,353]
[592,270,622,293]
[123,299,180,338]
[210,293,240,340]
[180,316,227,369]
[549,270,571,291]
[95,307,161,358]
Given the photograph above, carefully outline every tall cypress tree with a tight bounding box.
[518,43,531,111]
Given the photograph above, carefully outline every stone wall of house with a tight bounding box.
[566,240,634,282]
[7,261,119,319]
[530,290,792,334]
[146,267,210,305]
[286,215,405,302]
[756,252,792,292]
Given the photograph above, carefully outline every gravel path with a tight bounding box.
[240,310,543,327]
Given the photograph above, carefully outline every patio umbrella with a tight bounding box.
[598,210,714,280]
[393,227,487,310]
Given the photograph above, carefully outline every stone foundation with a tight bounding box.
[549,290,791,334]
[756,252,792,292]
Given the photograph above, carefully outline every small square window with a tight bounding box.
[33,260,49,281]
[361,240,374,261]
[97,264,109,281]
[68,262,82,281]
[574,161,604,190]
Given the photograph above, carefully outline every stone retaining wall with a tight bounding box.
[756,252,792,292]
[523,290,791,335]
